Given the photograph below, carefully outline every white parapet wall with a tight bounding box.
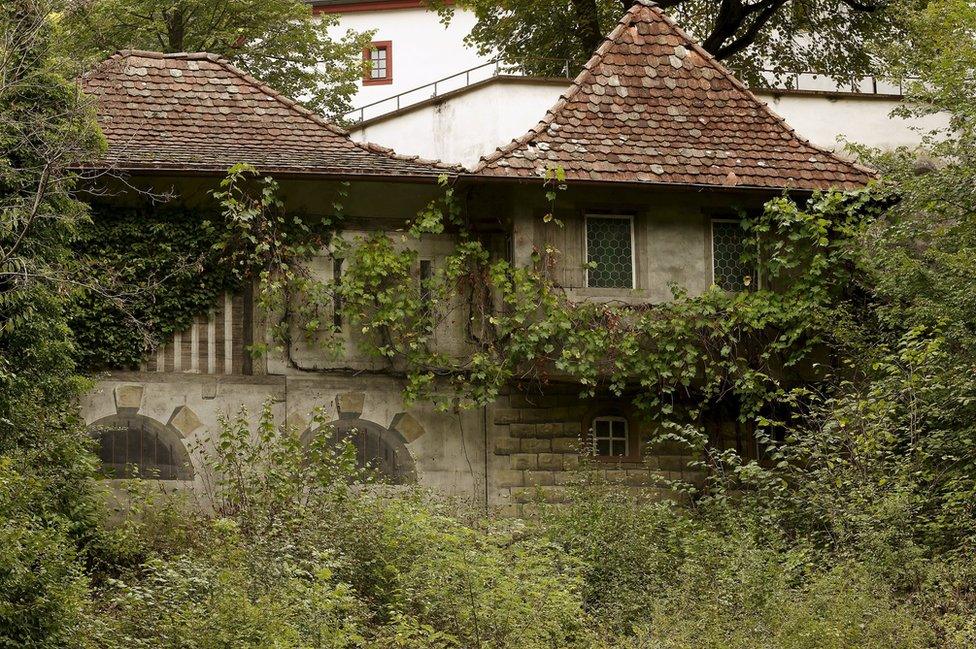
[348,76,949,169]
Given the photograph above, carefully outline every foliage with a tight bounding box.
[70,165,349,371]
[59,0,372,116]
[69,205,238,370]
[544,488,934,649]
[85,406,592,649]
[0,1,108,645]
[431,0,914,88]
[213,164,347,361]
[0,457,92,647]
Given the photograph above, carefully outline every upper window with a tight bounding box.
[712,219,757,292]
[590,416,629,458]
[364,41,393,85]
[585,214,634,289]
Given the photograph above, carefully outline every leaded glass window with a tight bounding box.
[712,220,757,292]
[586,215,634,288]
[591,416,629,457]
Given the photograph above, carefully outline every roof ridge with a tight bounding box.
[474,3,639,173]
[643,5,876,179]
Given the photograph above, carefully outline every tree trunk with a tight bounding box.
[164,8,186,52]
[571,0,606,54]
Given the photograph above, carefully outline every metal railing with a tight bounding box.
[342,61,913,125]
[739,69,913,97]
[342,57,578,124]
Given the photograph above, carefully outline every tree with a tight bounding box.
[0,0,107,643]
[434,0,913,88]
[58,0,371,116]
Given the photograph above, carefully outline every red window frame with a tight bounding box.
[363,41,393,85]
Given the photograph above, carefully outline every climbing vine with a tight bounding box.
[70,205,236,370]
[217,166,886,460]
[71,164,348,371]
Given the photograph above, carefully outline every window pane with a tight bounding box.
[370,47,388,79]
[586,217,633,288]
[595,419,610,436]
[610,439,628,457]
[596,439,611,456]
[611,420,627,439]
[712,221,756,292]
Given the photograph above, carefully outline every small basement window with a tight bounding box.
[712,219,757,292]
[591,416,629,458]
[585,214,635,289]
[364,41,393,85]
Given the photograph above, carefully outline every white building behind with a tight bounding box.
[313,0,488,110]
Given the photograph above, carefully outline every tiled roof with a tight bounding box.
[475,0,874,191]
[81,51,456,179]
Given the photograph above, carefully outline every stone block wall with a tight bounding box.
[488,392,707,515]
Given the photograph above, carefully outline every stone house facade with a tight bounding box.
[79,2,872,513]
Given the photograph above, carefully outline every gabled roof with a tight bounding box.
[81,51,456,180]
[475,0,873,191]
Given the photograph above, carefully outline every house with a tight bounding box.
[310,0,487,109]
[79,2,871,512]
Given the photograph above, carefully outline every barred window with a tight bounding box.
[303,419,416,485]
[591,416,629,458]
[89,415,193,480]
[712,220,757,292]
[586,215,634,288]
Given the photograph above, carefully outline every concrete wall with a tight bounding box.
[759,91,948,150]
[479,182,772,302]
[352,78,570,166]
[82,373,488,503]
[349,77,948,169]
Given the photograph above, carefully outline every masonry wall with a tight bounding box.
[81,176,767,510]
[486,390,710,515]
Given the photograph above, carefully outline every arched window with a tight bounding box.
[303,418,416,484]
[590,415,630,458]
[88,414,194,480]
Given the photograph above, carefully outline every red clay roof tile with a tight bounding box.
[81,51,456,179]
[474,1,874,191]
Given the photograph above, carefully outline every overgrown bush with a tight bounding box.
[83,406,592,649]
[544,487,935,649]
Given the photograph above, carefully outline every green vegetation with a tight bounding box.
[4,0,976,647]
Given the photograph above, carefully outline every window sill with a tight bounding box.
[564,287,654,305]
[363,78,394,86]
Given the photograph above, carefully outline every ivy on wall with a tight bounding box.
[71,163,888,478]
[69,205,239,371]
[71,165,348,372]
[214,166,888,463]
